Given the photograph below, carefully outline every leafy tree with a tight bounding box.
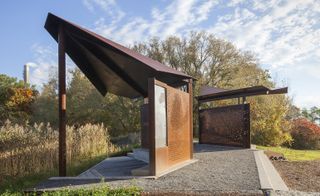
[31,75,58,126]
[0,74,37,124]
[133,31,292,146]
[301,107,320,125]
[67,68,104,125]
[32,68,142,136]
[249,95,292,146]
[66,68,142,136]
[0,74,25,105]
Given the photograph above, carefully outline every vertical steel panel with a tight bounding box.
[148,78,156,176]
[166,85,191,165]
[199,104,250,148]
[149,79,192,176]
[58,25,67,176]
[188,79,193,159]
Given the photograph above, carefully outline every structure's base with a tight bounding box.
[131,165,150,176]
[156,159,198,178]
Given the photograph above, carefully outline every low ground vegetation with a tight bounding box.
[259,145,320,192]
[2,185,141,196]
[0,121,133,193]
[257,146,320,161]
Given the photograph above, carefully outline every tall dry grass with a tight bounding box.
[0,120,120,183]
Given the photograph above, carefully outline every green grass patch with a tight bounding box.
[1,185,141,196]
[257,145,320,161]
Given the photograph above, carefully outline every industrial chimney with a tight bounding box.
[23,64,29,86]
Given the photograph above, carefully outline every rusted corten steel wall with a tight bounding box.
[166,84,191,165]
[149,78,192,176]
[199,104,250,148]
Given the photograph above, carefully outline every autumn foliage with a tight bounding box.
[0,74,37,124]
[6,88,35,112]
[291,118,320,150]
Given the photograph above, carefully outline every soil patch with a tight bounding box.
[272,160,320,192]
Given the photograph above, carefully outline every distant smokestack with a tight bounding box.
[23,64,30,86]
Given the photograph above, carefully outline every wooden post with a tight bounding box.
[58,25,67,176]
[187,79,193,159]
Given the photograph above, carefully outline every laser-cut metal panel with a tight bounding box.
[199,104,250,148]
[149,79,192,176]
[166,85,191,165]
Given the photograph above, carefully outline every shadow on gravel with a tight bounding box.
[193,143,246,154]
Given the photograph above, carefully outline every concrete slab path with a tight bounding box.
[78,156,147,178]
[254,150,289,191]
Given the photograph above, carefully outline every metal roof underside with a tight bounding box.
[198,85,288,103]
[44,13,193,98]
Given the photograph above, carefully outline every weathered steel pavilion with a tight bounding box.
[197,85,288,148]
[45,13,194,177]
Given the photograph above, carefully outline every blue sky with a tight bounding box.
[0,0,319,109]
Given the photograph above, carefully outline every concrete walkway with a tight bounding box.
[78,156,147,178]
[254,150,289,191]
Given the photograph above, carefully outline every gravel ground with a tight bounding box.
[33,144,261,194]
[271,160,320,192]
[105,144,260,193]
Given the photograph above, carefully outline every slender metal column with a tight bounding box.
[187,79,193,159]
[148,78,156,176]
[58,25,67,176]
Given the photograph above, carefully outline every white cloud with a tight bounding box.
[29,44,57,86]
[294,95,320,109]
[91,0,218,45]
[210,0,320,70]
[227,0,246,7]
[29,44,74,89]
[29,0,319,108]
[83,0,125,24]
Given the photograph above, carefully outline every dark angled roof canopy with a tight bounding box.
[198,85,288,103]
[45,13,193,98]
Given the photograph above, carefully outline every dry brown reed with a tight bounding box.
[0,120,120,183]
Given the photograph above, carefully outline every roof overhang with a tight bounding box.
[197,85,288,103]
[45,13,193,98]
